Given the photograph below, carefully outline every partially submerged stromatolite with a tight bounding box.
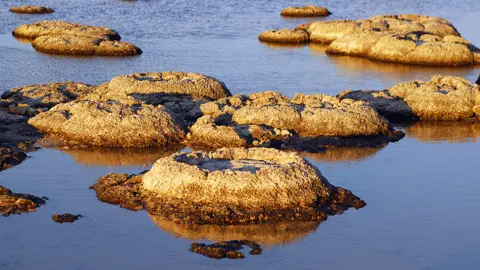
[91,147,366,225]
[0,186,46,216]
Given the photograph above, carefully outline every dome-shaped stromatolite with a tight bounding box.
[280,5,331,17]
[258,29,309,44]
[91,147,366,225]
[1,82,94,108]
[32,35,141,56]
[187,91,403,150]
[27,100,185,147]
[12,21,120,40]
[87,72,231,102]
[9,6,54,14]
[338,76,480,121]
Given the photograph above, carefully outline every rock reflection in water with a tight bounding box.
[58,146,182,167]
[299,147,382,163]
[149,214,320,245]
[406,120,480,143]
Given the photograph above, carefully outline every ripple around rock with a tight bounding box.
[280,5,331,17]
[27,100,185,147]
[32,35,142,56]
[9,6,54,14]
[12,21,121,41]
[339,75,480,121]
[91,147,366,225]
[0,186,46,216]
[261,14,479,66]
[187,91,403,151]
[1,82,95,109]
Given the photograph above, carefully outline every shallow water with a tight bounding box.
[1,0,480,269]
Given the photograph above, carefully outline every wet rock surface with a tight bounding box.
[0,186,46,216]
[339,75,480,121]
[190,240,262,259]
[280,5,331,17]
[9,6,54,14]
[52,213,82,223]
[261,14,479,66]
[187,91,403,151]
[28,100,185,147]
[1,82,95,109]
[92,148,366,225]
[32,35,142,56]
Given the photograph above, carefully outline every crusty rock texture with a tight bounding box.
[258,29,309,44]
[1,82,94,109]
[187,91,403,150]
[9,6,54,14]
[150,215,321,245]
[12,21,120,40]
[87,72,231,102]
[0,186,46,216]
[32,35,142,56]
[27,100,185,147]
[280,5,331,17]
[262,14,479,66]
[190,240,262,259]
[340,76,480,121]
[0,147,27,171]
[92,148,366,225]
[52,213,82,223]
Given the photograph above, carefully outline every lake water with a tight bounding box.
[1,0,480,269]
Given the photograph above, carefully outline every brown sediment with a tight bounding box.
[187,91,404,151]
[32,35,142,56]
[12,21,120,41]
[0,186,46,216]
[1,82,95,109]
[150,214,320,245]
[258,29,309,44]
[52,213,82,223]
[338,75,480,121]
[91,148,366,225]
[190,240,262,259]
[9,6,54,14]
[28,100,185,148]
[280,5,331,17]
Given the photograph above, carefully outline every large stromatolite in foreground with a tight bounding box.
[91,148,366,225]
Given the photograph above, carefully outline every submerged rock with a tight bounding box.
[190,240,262,259]
[32,35,142,56]
[9,6,54,14]
[12,21,120,40]
[258,29,309,44]
[1,82,94,109]
[280,5,331,17]
[339,76,480,121]
[92,148,366,225]
[0,186,46,216]
[28,100,185,147]
[187,91,403,150]
[52,213,82,223]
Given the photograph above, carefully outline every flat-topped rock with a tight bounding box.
[339,75,480,121]
[12,20,120,40]
[258,29,309,44]
[1,82,94,109]
[0,186,46,216]
[91,147,366,225]
[9,6,54,14]
[32,35,142,56]
[280,5,331,17]
[28,100,185,147]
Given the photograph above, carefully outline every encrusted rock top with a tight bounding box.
[1,82,94,108]
[9,6,54,14]
[12,20,121,40]
[28,100,185,147]
[280,5,331,17]
[258,29,309,44]
[0,186,46,216]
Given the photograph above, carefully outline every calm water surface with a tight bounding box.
[1,0,480,269]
